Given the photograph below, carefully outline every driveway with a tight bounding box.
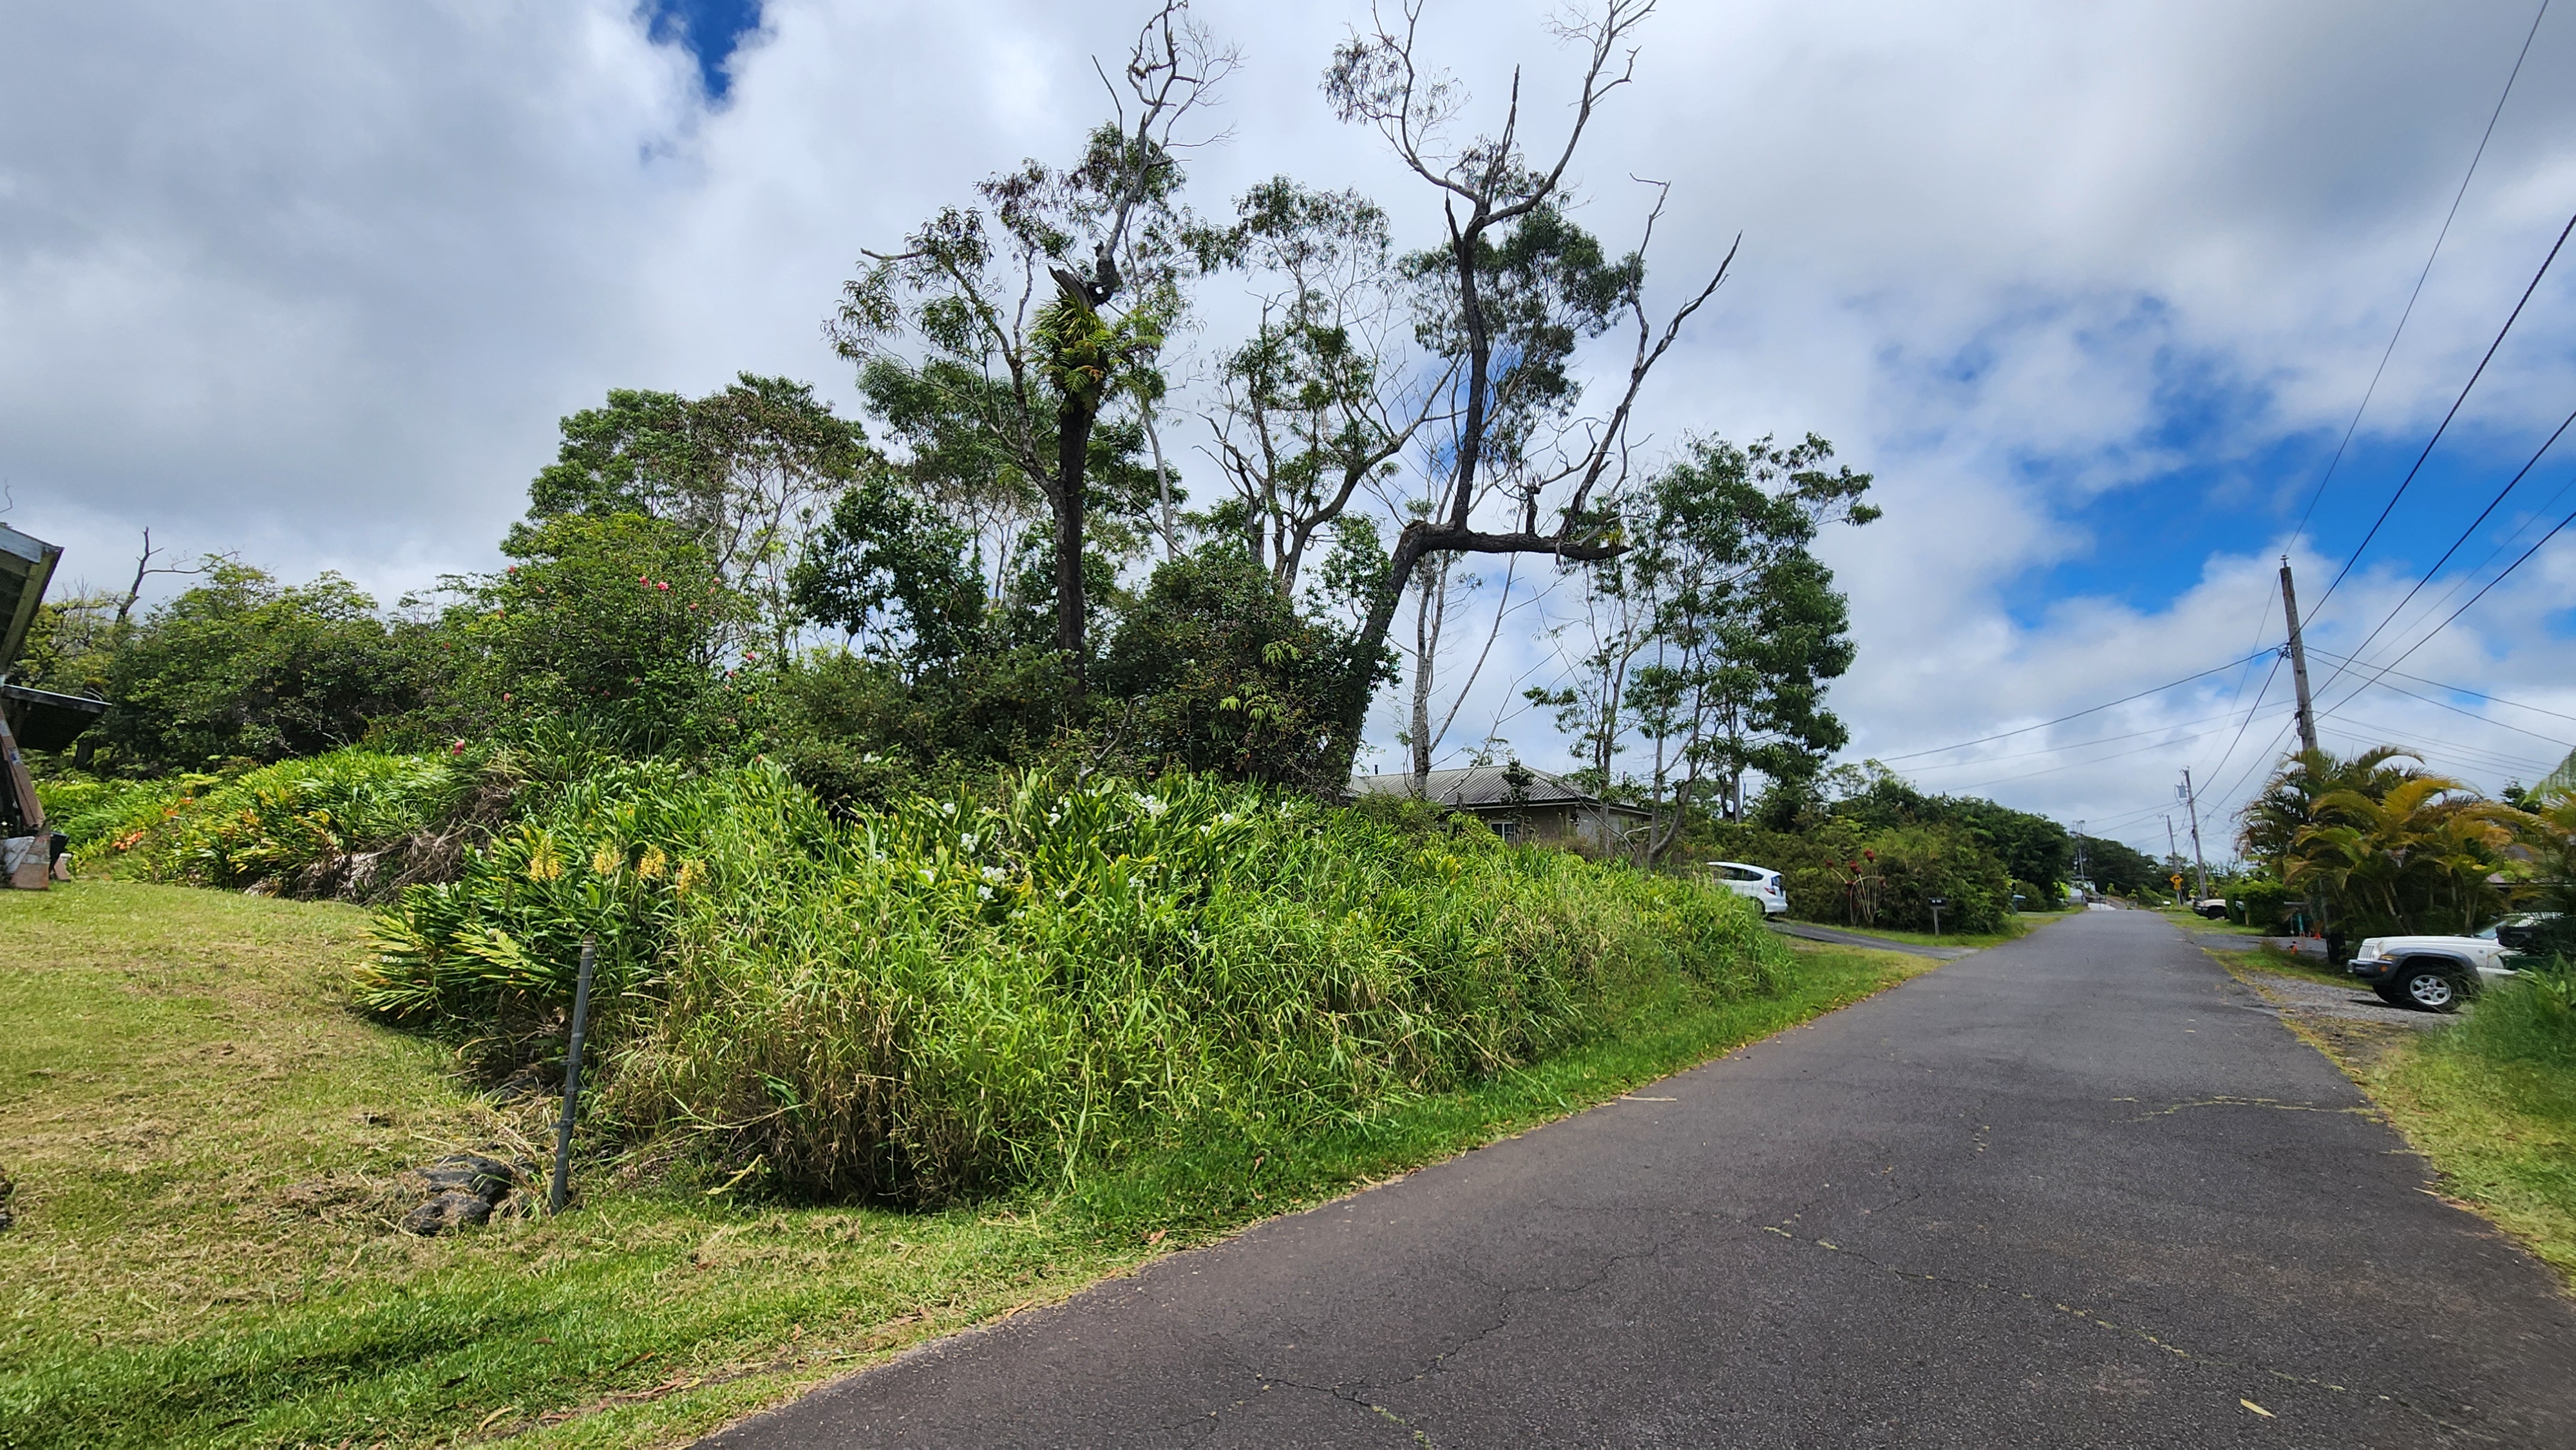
[708,910,2576,1447]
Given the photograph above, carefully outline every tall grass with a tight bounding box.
[359,763,1792,1201]
[2452,964,2576,1073]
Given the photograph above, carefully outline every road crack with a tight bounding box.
[2111,1094,2378,1122]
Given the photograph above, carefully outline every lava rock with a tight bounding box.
[0,1165,14,1232]
[401,1190,495,1236]
[416,1153,523,1200]
[489,1063,562,1104]
[393,1153,529,1236]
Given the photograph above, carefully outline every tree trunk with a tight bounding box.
[1054,393,1096,687]
[1408,555,1450,789]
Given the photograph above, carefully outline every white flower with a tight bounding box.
[940,801,958,816]
[918,868,936,886]
[981,865,1007,885]
[960,832,978,852]
[976,885,994,901]
[1131,792,1168,818]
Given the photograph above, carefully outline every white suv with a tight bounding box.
[2346,927,2522,1012]
[1712,862,1787,917]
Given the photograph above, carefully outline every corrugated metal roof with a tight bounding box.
[1349,764,1645,815]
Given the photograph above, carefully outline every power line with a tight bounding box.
[2318,489,2576,718]
[2337,672,2571,749]
[2309,400,2576,698]
[2350,458,2576,658]
[1871,649,2276,764]
[2315,716,2557,778]
[2197,649,2287,795]
[2287,0,2550,541]
[2304,207,2576,624]
[2306,649,2576,727]
[1901,700,2281,775]
[1943,707,2296,795]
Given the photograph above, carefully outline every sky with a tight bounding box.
[5,0,2574,860]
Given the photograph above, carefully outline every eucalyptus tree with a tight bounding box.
[1320,0,1733,767]
[1195,178,1454,594]
[1531,433,1874,862]
[829,3,1231,689]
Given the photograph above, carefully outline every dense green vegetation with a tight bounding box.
[0,881,1927,1449]
[1685,765,2070,934]
[52,749,1794,1204]
[2228,746,2571,946]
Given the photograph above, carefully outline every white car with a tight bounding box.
[1711,862,1787,917]
[2346,928,2522,1013]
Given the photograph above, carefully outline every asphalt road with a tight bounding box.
[708,910,2576,1448]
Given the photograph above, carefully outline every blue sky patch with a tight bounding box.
[641,0,762,101]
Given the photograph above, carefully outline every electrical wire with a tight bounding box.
[2309,400,2576,699]
[2286,0,2550,542]
[2306,649,2576,727]
[1899,700,2284,775]
[1871,648,2277,764]
[2317,488,2576,719]
[1942,707,2298,795]
[2304,207,2576,625]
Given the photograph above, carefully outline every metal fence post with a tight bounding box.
[549,936,597,1215]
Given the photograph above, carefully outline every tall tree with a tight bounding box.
[830,3,1230,690]
[526,374,874,654]
[1534,433,1873,861]
[1196,178,1453,594]
[1320,0,1732,766]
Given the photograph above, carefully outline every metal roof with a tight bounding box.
[1349,764,1648,816]
[0,523,62,680]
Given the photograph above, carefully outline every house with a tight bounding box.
[1348,764,1652,852]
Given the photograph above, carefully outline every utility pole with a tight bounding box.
[2073,820,2088,899]
[2279,556,2320,757]
[2280,557,2331,942]
[2179,770,2210,903]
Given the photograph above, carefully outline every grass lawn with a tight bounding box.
[2160,908,2269,939]
[1792,912,2058,952]
[2363,1033,2576,1286]
[0,881,1935,1449]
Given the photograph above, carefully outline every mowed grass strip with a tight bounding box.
[0,881,1929,1449]
[2360,979,2576,1287]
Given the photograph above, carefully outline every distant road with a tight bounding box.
[708,911,2576,1448]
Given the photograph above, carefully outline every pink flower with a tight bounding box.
[656,581,669,591]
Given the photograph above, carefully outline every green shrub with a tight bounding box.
[70,748,512,901]
[37,774,189,852]
[2227,877,2306,932]
[360,765,1792,1201]
[1706,821,2012,932]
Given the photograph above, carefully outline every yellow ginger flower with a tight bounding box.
[592,843,622,876]
[673,858,706,897]
[638,845,668,879]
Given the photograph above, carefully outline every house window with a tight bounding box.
[1499,820,1522,845]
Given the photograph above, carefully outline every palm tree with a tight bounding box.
[2287,773,2519,936]
[2238,746,2427,867]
